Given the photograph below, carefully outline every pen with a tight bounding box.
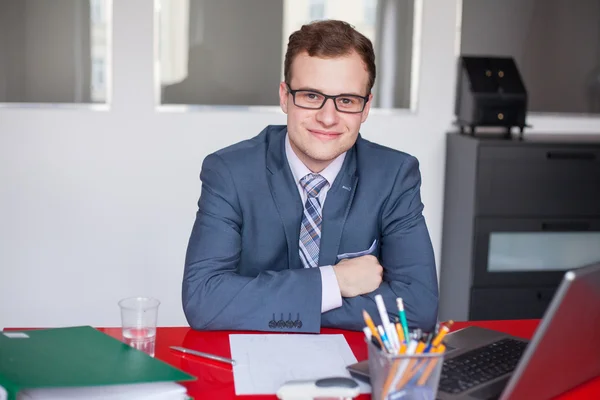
[170,346,236,365]
[396,298,410,345]
[377,325,394,353]
[386,322,400,351]
[375,295,397,350]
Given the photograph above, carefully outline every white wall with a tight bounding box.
[1,0,600,328]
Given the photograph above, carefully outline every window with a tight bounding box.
[309,0,326,21]
[91,58,106,102]
[91,0,105,24]
[461,0,600,115]
[157,0,416,109]
[0,0,111,104]
[488,232,600,272]
[364,0,377,26]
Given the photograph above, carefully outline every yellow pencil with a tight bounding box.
[417,344,446,385]
[362,310,385,349]
[431,321,453,348]
[395,322,405,343]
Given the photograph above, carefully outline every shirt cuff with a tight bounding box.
[319,265,343,313]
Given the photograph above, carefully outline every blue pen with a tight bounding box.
[396,298,410,344]
[377,325,394,353]
[423,332,435,353]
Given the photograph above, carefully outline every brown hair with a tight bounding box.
[284,20,376,94]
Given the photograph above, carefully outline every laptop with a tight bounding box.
[347,262,600,399]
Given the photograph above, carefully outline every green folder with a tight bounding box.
[0,326,195,400]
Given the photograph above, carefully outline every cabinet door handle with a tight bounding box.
[546,151,596,160]
[542,222,590,231]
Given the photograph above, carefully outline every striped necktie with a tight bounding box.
[299,173,328,268]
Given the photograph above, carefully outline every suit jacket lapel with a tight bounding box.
[319,145,358,266]
[266,127,304,270]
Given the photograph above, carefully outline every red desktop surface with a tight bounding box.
[96,320,599,399]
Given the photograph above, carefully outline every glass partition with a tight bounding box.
[0,0,111,105]
[460,0,600,115]
[156,0,417,109]
[488,232,600,272]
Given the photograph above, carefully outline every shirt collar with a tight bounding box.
[285,132,346,187]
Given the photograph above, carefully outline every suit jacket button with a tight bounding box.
[294,313,302,329]
[285,313,294,329]
[269,314,277,329]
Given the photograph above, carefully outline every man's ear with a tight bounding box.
[361,93,374,123]
[279,82,289,114]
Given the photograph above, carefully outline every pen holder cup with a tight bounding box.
[367,340,444,400]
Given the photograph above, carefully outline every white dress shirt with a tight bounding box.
[285,133,345,313]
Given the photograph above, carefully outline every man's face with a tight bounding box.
[279,51,372,173]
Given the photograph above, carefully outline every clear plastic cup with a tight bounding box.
[118,296,160,357]
[367,340,444,400]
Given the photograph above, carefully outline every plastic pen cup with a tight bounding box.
[118,297,160,357]
[367,339,444,400]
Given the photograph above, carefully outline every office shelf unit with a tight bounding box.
[439,132,600,321]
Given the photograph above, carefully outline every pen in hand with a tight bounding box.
[170,346,236,365]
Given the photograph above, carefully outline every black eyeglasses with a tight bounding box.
[286,83,369,114]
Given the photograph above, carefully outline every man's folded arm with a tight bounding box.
[182,154,322,333]
[320,218,438,332]
[321,156,439,332]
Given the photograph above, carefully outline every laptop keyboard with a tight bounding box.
[438,338,528,395]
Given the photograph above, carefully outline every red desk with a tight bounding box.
[98,320,600,399]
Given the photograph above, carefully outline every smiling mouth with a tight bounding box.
[308,129,341,140]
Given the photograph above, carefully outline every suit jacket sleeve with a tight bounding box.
[321,156,439,332]
[182,154,323,332]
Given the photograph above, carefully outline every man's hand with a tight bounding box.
[332,255,383,298]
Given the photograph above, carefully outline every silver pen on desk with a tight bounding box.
[170,346,236,365]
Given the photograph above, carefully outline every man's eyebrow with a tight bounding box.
[294,86,324,93]
[295,86,365,96]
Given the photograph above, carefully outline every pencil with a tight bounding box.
[392,341,432,392]
[395,322,405,344]
[431,321,453,348]
[362,310,385,350]
[417,344,446,385]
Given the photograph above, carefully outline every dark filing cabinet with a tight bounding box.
[439,133,600,321]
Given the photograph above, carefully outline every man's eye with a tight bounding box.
[300,92,322,102]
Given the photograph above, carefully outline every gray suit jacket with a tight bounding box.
[183,125,438,333]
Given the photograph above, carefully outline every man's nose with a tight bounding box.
[315,98,339,126]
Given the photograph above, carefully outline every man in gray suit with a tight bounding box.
[183,20,438,333]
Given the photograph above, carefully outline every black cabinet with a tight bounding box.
[439,133,600,322]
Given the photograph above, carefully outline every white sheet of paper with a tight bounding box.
[229,334,371,395]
